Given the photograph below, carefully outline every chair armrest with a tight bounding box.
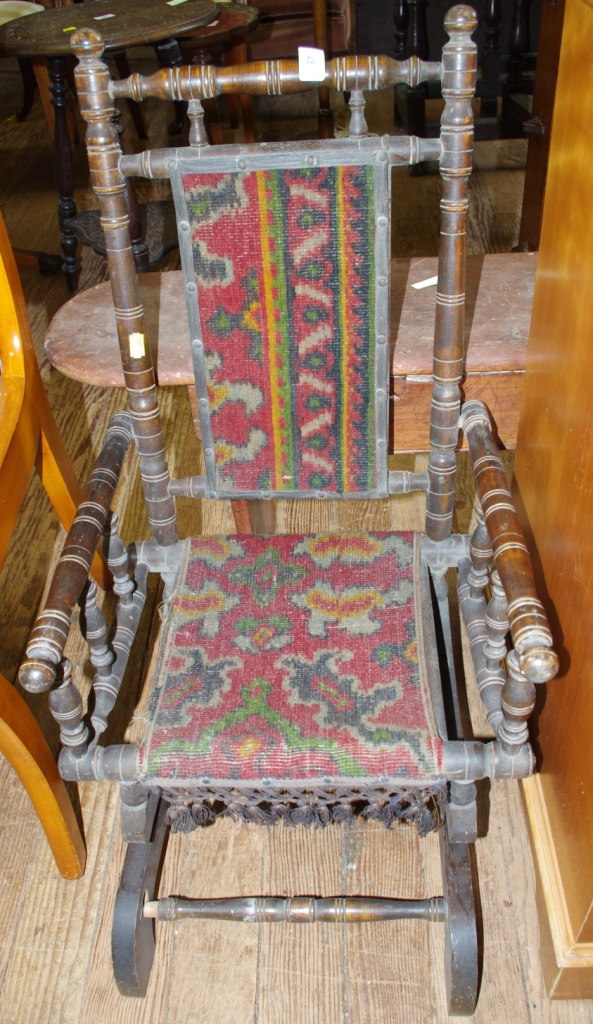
[19,413,134,694]
[460,401,559,684]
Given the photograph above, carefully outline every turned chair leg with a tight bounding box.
[0,673,85,879]
[112,798,169,997]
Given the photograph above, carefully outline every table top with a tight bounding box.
[0,0,218,56]
[45,254,537,389]
[178,3,258,50]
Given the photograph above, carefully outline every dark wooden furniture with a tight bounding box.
[18,9,560,1013]
[513,0,593,997]
[179,3,259,143]
[70,3,260,269]
[0,0,218,291]
[45,251,537,453]
[392,0,542,144]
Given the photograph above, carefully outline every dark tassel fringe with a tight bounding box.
[165,786,447,837]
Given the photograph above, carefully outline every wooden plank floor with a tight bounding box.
[0,56,592,1024]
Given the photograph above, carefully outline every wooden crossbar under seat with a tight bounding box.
[144,896,447,923]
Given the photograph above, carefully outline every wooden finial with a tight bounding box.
[444,5,478,37]
[71,27,105,60]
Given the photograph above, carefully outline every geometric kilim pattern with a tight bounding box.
[140,533,443,813]
[182,166,377,494]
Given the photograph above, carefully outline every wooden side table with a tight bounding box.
[0,0,218,290]
[179,2,259,142]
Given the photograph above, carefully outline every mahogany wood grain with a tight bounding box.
[513,0,593,994]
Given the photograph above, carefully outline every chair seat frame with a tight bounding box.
[18,7,558,1014]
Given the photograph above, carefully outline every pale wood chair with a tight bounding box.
[18,9,559,1012]
[0,211,110,879]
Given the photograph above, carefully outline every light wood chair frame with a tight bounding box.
[17,6,559,1012]
[0,212,112,879]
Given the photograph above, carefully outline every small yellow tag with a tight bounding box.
[62,25,77,31]
[129,332,146,358]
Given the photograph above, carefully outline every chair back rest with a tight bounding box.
[71,11,477,538]
[174,146,386,499]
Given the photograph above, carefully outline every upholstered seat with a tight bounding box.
[140,532,445,832]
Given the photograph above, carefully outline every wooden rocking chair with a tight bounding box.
[18,7,559,1014]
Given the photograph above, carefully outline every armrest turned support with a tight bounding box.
[19,413,134,694]
[460,401,559,685]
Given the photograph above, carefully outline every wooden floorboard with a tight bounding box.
[0,55,592,1024]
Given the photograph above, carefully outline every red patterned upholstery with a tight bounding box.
[140,532,444,830]
[183,166,377,495]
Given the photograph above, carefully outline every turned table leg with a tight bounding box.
[46,55,80,292]
[155,37,186,135]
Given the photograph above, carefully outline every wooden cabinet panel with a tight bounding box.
[513,0,593,995]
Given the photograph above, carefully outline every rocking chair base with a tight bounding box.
[112,797,479,1014]
[112,799,169,998]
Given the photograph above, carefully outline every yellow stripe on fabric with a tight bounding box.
[257,170,283,490]
[337,166,351,492]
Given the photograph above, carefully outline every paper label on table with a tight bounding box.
[129,333,146,358]
[298,46,326,82]
[62,25,77,32]
[93,13,115,19]
[411,275,438,290]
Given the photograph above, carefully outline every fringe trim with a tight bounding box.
[150,782,448,838]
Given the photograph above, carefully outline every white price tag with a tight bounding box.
[129,332,146,358]
[411,275,438,291]
[298,46,326,83]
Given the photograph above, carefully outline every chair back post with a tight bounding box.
[425,6,477,541]
[71,28,178,551]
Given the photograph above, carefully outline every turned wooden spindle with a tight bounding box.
[109,53,443,105]
[457,560,504,733]
[19,413,134,694]
[460,400,559,685]
[187,98,209,147]
[499,649,536,754]
[144,895,447,924]
[467,498,492,597]
[111,104,150,274]
[394,0,410,60]
[481,0,501,118]
[48,660,89,759]
[104,514,134,605]
[71,30,177,554]
[348,90,368,137]
[425,6,477,542]
[80,580,114,674]
[484,569,509,669]
[504,0,530,100]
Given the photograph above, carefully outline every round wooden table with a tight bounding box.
[0,0,218,290]
[179,2,259,143]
